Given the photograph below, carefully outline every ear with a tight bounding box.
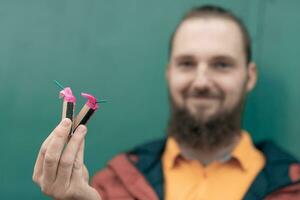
[246,62,258,93]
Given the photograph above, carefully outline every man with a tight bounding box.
[33,5,300,200]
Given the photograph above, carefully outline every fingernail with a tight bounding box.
[61,118,71,127]
[76,125,87,134]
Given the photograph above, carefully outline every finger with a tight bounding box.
[76,138,85,166]
[42,118,72,186]
[33,133,54,184]
[55,125,87,187]
[72,138,86,182]
[33,119,65,184]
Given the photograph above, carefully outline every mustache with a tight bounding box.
[186,88,224,99]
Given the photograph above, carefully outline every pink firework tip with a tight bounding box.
[81,93,99,110]
[59,87,76,103]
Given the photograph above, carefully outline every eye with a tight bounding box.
[213,61,233,69]
[177,59,196,69]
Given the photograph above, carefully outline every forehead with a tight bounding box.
[172,18,245,61]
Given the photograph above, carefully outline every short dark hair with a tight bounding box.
[169,5,252,63]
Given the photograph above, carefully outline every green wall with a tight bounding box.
[0,0,299,199]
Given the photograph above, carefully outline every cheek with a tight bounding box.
[221,75,247,108]
[168,71,192,104]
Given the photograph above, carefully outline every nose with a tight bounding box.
[192,63,212,90]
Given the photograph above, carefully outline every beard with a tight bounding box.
[167,96,245,153]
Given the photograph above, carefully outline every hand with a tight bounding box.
[32,118,101,200]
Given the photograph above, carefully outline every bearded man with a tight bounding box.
[33,5,300,200]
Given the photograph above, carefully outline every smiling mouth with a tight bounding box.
[189,96,218,101]
[187,96,220,107]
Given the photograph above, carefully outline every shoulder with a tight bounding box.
[248,140,300,199]
[255,141,298,163]
[255,140,300,182]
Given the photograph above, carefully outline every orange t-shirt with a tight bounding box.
[162,131,265,200]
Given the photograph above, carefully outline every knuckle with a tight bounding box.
[54,126,70,139]
[44,154,59,166]
[40,145,47,155]
[41,185,52,196]
[73,159,82,170]
[72,133,83,142]
[32,174,39,184]
[55,129,68,139]
[59,158,73,168]
[60,121,71,132]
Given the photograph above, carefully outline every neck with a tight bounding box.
[178,133,241,166]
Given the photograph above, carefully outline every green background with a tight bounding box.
[0,0,299,199]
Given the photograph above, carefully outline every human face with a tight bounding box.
[167,18,257,122]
